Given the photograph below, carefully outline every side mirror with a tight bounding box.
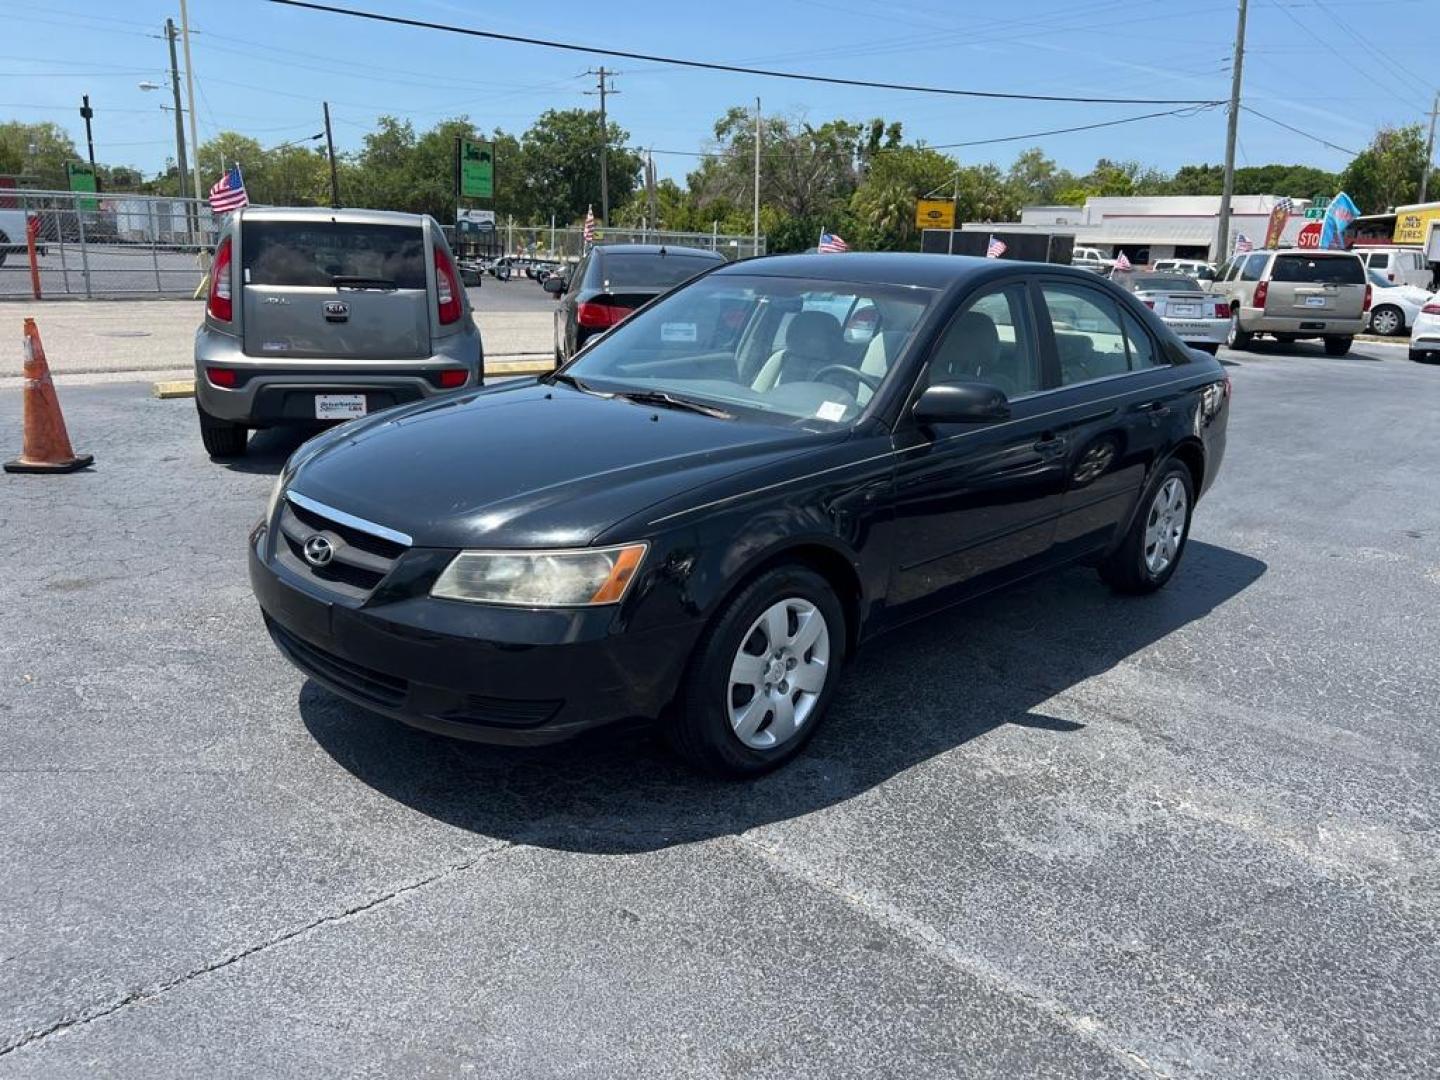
[543,276,566,295]
[913,381,1011,426]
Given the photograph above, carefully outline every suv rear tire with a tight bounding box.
[1099,460,1195,595]
[1226,311,1253,350]
[197,402,248,458]
[667,565,846,778]
[1323,336,1353,357]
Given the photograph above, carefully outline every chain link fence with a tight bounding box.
[0,189,767,299]
[0,189,222,299]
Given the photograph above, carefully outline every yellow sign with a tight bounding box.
[916,199,956,231]
[1394,204,1440,245]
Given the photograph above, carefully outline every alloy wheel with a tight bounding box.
[727,598,831,750]
[1370,307,1401,336]
[1143,476,1188,575]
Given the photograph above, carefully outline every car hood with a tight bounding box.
[287,380,836,549]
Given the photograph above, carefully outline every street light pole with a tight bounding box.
[1420,92,1438,205]
[753,97,761,257]
[178,0,203,234]
[323,101,341,208]
[163,20,190,204]
[79,95,96,181]
[1216,0,1249,262]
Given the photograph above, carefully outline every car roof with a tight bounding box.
[238,206,428,227]
[714,251,1105,289]
[592,243,725,259]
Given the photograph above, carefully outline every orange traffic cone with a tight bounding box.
[4,318,93,474]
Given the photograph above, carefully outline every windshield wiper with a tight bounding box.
[332,276,397,291]
[545,371,602,395]
[612,388,732,419]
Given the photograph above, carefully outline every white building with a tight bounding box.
[962,194,1314,263]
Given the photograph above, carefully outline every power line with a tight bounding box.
[1241,106,1356,156]
[263,0,1222,106]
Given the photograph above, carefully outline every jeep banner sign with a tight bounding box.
[915,199,955,231]
[457,138,494,200]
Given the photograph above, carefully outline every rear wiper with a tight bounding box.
[612,388,732,419]
[332,276,397,291]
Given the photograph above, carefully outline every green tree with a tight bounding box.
[0,121,80,187]
[196,132,266,199]
[1006,148,1077,205]
[513,108,642,225]
[851,144,955,250]
[1339,125,1439,213]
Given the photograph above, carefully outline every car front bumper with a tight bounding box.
[249,526,702,746]
[196,323,483,426]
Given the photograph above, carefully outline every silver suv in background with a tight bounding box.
[1207,248,1369,356]
[195,207,482,458]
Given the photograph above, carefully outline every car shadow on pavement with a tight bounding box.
[301,541,1267,854]
[216,427,315,476]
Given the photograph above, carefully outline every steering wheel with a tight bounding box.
[811,364,882,393]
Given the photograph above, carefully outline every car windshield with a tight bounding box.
[598,253,723,289]
[562,274,936,425]
[1271,254,1365,285]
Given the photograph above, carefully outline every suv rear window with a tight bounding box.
[1271,254,1364,285]
[242,221,427,289]
[597,253,720,289]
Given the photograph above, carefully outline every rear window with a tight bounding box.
[1124,274,1200,292]
[597,253,721,289]
[1271,254,1364,285]
[242,221,427,289]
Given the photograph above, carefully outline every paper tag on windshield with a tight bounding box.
[815,401,847,422]
[661,322,697,343]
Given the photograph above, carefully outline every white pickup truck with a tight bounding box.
[0,208,35,267]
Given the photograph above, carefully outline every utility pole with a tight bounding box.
[646,149,657,237]
[178,0,202,235]
[79,95,96,180]
[753,97,762,257]
[1420,92,1439,205]
[1216,0,1249,262]
[323,101,341,208]
[585,67,618,224]
[164,20,190,203]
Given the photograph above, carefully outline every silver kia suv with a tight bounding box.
[194,207,483,457]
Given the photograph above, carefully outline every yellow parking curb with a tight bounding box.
[152,379,196,399]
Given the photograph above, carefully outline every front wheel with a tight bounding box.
[1324,335,1353,357]
[1369,306,1403,336]
[1226,311,1253,350]
[1099,461,1195,595]
[668,566,846,777]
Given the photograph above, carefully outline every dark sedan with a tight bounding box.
[251,254,1229,777]
[546,243,727,362]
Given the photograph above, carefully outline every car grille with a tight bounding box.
[267,617,408,709]
[274,495,408,600]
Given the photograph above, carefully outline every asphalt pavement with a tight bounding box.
[2,339,1438,1078]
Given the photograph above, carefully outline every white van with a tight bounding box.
[1354,246,1434,289]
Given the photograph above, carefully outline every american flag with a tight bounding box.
[986,235,1006,258]
[582,205,595,247]
[209,165,248,214]
[1233,232,1254,254]
[818,231,849,253]
[1113,250,1132,271]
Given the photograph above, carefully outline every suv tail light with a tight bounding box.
[1213,299,1231,319]
[207,236,233,322]
[1253,280,1269,310]
[576,301,630,329]
[434,246,462,325]
[1142,299,1155,309]
[1363,283,1373,313]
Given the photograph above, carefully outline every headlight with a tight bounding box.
[431,543,648,607]
[265,471,288,524]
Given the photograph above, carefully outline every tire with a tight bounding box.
[197,401,248,458]
[1226,310,1253,350]
[1324,336,1353,357]
[1099,460,1195,595]
[1369,306,1403,336]
[667,565,847,778]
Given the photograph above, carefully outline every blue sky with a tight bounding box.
[5,0,1434,185]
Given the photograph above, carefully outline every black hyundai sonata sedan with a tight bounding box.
[251,253,1229,776]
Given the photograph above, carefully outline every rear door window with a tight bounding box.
[1240,254,1267,282]
[242,221,426,289]
[1271,255,1365,285]
[598,254,721,289]
[1040,284,1130,385]
[1366,252,1390,269]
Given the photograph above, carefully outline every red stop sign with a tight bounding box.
[1296,222,1322,248]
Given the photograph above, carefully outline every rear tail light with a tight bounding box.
[1142,300,1155,309]
[576,301,630,329]
[1253,280,1269,309]
[207,236,233,322]
[437,369,467,389]
[434,246,462,325]
[1422,302,1440,315]
[1213,300,1231,318]
[206,367,237,388]
[1363,284,1373,313]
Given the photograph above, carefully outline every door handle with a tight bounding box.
[1033,433,1067,456]
[1134,401,1172,417]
